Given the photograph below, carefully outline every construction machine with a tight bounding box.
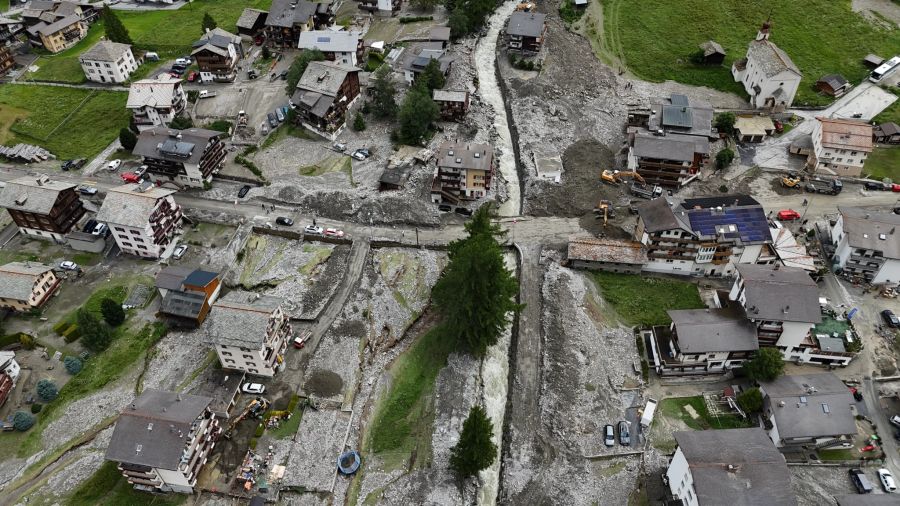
[594,200,615,226]
[515,2,535,11]
[601,169,646,185]
[781,172,802,189]
[224,397,270,436]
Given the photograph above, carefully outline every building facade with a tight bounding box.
[358,0,401,17]
[433,89,470,121]
[0,262,61,312]
[95,183,183,259]
[132,127,226,188]
[80,40,137,83]
[0,45,15,76]
[731,21,801,110]
[126,75,187,131]
[507,11,547,53]
[202,293,291,377]
[155,266,222,325]
[430,142,495,204]
[297,30,362,67]
[809,117,873,177]
[289,61,360,140]
[830,207,900,285]
[105,389,221,494]
[191,28,242,83]
[0,174,86,242]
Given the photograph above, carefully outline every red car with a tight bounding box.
[187,71,198,82]
[892,184,900,193]
[120,172,140,183]
[254,35,265,46]
[777,209,801,221]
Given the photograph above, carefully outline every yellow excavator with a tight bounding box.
[515,2,535,11]
[601,169,646,185]
[781,171,802,189]
[594,200,615,226]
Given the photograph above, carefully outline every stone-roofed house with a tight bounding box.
[633,194,773,277]
[0,42,17,77]
[507,11,546,54]
[126,74,187,131]
[0,262,60,312]
[264,0,333,48]
[298,30,362,67]
[95,183,182,259]
[201,292,291,377]
[0,16,24,47]
[79,40,136,83]
[430,142,495,204]
[830,207,900,285]
[758,372,857,448]
[155,266,221,325]
[809,117,873,177]
[236,8,267,37]
[731,20,801,110]
[289,60,360,140]
[433,89,470,120]
[816,74,850,97]
[429,26,451,48]
[697,40,726,65]
[191,27,243,83]
[132,126,226,188]
[566,238,647,273]
[400,41,453,85]
[628,133,707,187]
[650,306,759,377]
[22,1,89,53]
[666,428,795,505]
[0,174,85,242]
[105,389,221,494]
[873,122,900,144]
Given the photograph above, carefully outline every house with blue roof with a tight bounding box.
[634,194,775,277]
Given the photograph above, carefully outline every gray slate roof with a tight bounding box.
[0,262,54,301]
[429,26,450,42]
[699,40,725,56]
[295,60,356,96]
[674,428,796,506]
[298,30,359,53]
[95,183,177,229]
[437,142,493,172]
[632,134,696,162]
[80,40,131,62]
[817,74,848,89]
[236,8,267,29]
[266,0,318,28]
[746,39,801,77]
[874,122,900,137]
[668,308,759,353]
[155,266,194,291]
[34,14,80,36]
[736,264,821,323]
[839,207,900,260]
[105,389,212,470]
[636,196,691,233]
[507,11,546,38]
[433,89,467,102]
[133,126,220,167]
[760,373,857,440]
[0,175,77,215]
[201,292,283,348]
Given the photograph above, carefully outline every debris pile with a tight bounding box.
[0,143,54,163]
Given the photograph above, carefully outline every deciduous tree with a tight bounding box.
[743,348,785,382]
[370,64,398,119]
[419,58,445,91]
[285,49,325,95]
[449,405,497,477]
[715,148,735,170]
[737,387,763,413]
[396,81,439,145]
[714,112,736,136]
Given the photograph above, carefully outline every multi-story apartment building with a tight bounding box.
[95,182,183,259]
[27,14,85,53]
[0,17,24,46]
[430,142,495,204]
[264,0,333,47]
[731,21,802,110]
[0,174,86,242]
[191,27,242,83]
[201,293,291,377]
[0,262,61,312]
[132,127,226,188]
[830,207,900,284]
[633,195,773,277]
[0,45,15,77]
[358,0,401,16]
[808,117,873,177]
[22,1,92,53]
[126,75,187,131]
[105,389,221,494]
[289,61,360,140]
[506,11,547,54]
[297,30,362,67]
[80,40,137,83]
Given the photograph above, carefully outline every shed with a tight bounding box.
[734,115,775,143]
[816,74,850,97]
[698,40,726,65]
[864,54,884,68]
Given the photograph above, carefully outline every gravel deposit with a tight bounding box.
[140,331,209,393]
[789,465,862,505]
[283,409,352,492]
[40,383,134,450]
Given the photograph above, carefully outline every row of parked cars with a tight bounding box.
[849,467,896,494]
[603,421,630,446]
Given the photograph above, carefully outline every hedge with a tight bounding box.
[63,324,81,343]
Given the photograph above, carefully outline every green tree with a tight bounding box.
[715,148,735,170]
[714,112,736,136]
[419,58,445,92]
[743,348,785,382]
[261,45,271,60]
[119,128,137,151]
[737,387,763,414]
[201,12,217,33]
[101,6,133,45]
[285,49,325,95]
[169,116,194,130]
[353,112,366,131]
[100,297,126,327]
[78,309,112,352]
[433,205,520,357]
[396,81,439,145]
[448,8,470,38]
[13,411,35,432]
[411,0,441,10]
[64,356,83,375]
[36,379,58,402]
[449,405,497,477]
[370,64,398,119]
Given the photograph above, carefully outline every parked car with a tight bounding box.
[455,207,473,216]
[323,228,344,238]
[60,160,73,171]
[144,52,160,61]
[82,218,97,233]
[134,165,148,178]
[354,148,371,158]
[77,185,98,196]
[777,209,801,221]
[238,185,252,198]
[438,204,452,213]
[883,309,900,328]
[333,142,346,152]
[849,468,875,494]
[59,261,78,271]
[174,57,191,66]
[603,424,615,447]
[69,158,85,170]
[92,223,108,236]
[275,108,285,122]
[864,181,885,191]
[890,415,900,428]
[107,159,122,171]
[121,172,140,183]
[187,70,198,82]
[172,244,188,260]
[877,468,897,493]
[304,225,324,235]
[278,70,288,80]
[350,151,366,161]
[267,112,278,128]
[275,216,294,226]
[618,421,630,445]
[247,69,258,79]
[892,184,900,193]
[170,66,186,76]
[850,387,863,402]
[241,383,265,395]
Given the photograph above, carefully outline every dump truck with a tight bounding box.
[805,178,843,195]
[631,181,663,199]
[640,398,658,428]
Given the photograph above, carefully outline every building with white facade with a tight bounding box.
[0,262,61,312]
[131,127,227,188]
[80,40,137,83]
[666,428,795,506]
[126,75,187,131]
[830,207,900,285]
[731,21,801,110]
[95,182,182,259]
[105,389,220,494]
[809,117,873,177]
[201,292,290,377]
[297,30,362,67]
[0,351,21,384]
[758,373,857,448]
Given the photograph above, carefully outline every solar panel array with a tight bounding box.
[160,139,195,158]
[316,36,331,43]
[687,206,769,243]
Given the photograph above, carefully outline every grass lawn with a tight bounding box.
[863,145,900,181]
[0,85,129,159]
[366,326,453,470]
[261,121,313,149]
[659,396,754,430]
[595,0,900,106]
[590,272,705,326]
[299,155,354,183]
[25,23,105,84]
[67,461,185,506]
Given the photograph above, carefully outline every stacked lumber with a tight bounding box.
[0,143,54,163]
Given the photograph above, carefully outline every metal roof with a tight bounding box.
[298,30,360,53]
[132,126,220,166]
[661,105,693,128]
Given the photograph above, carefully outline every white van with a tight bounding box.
[144,52,159,61]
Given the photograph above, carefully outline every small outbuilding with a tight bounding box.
[864,54,884,68]
[873,122,900,144]
[566,238,647,273]
[734,115,776,143]
[698,40,726,65]
[815,74,850,97]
